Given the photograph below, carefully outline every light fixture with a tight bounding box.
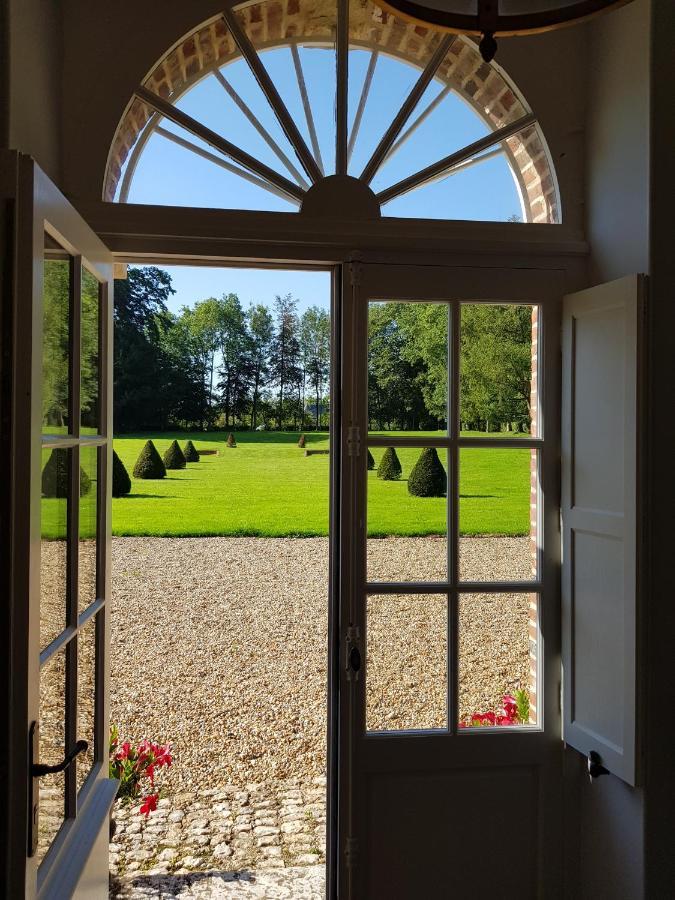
[374,0,634,62]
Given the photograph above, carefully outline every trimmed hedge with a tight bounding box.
[298,434,306,448]
[133,440,166,479]
[377,447,402,481]
[367,449,375,471]
[42,449,91,497]
[408,447,446,497]
[112,449,132,497]
[163,440,187,470]
[227,433,237,448]
[183,440,200,462]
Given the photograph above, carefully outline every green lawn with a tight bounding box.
[90,431,531,538]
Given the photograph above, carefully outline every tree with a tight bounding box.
[408,447,446,497]
[163,440,186,469]
[112,450,132,497]
[133,440,166,479]
[183,440,200,462]
[247,303,274,430]
[226,432,237,448]
[270,294,301,430]
[377,447,402,480]
[217,294,252,427]
[300,306,330,430]
[181,299,221,419]
[367,449,375,471]
[368,304,426,431]
[460,305,533,432]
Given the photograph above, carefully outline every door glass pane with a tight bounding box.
[458,592,536,728]
[459,448,537,582]
[460,303,539,437]
[78,446,99,613]
[37,647,67,864]
[81,267,101,433]
[366,593,447,732]
[40,448,70,650]
[42,236,71,434]
[77,615,98,794]
[367,446,448,583]
[368,301,448,436]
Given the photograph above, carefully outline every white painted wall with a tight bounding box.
[586,0,650,282]
[5,0,62,181]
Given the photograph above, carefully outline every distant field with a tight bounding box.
[98,431,531,538]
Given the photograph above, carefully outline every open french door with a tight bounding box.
[2,152,116,899]
[337,261,563,899]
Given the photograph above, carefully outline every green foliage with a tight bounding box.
[132,440,166,479]
[377,447,402,481]
[42,449,91,497]
[227,432,237,448]
[514,689,531,724]
[407,447,446,497]
[298,434,306,448]
[367,449,375,471]
[183,440,200,462]
[163,439,187,469]
[112,449,132,497]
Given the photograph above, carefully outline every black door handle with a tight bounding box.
[32,739,88,777]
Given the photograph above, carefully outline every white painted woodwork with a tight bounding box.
[561,274,643,786]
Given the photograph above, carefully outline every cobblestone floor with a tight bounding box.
[110,778,326,898]
[111,866,325,898]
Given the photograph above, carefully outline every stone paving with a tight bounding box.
[111,866,325,898]
[109,777,326,898]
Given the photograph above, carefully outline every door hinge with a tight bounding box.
[345,836,359,868]
[348,259,362,288]
[346,625,362,681]
[347,425,360,457]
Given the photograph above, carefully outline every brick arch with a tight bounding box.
[104,0,559,223]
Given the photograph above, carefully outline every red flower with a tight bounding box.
[139,793,159,817]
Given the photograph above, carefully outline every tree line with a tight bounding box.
[114,267,330,433]
[111,268,533,434]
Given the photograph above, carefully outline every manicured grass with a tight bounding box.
[97,431,531,538]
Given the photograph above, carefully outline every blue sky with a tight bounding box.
[124,45,521,311]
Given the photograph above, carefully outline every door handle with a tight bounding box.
[32,739,88,777]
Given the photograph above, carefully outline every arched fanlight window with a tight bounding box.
[105,0,560,223]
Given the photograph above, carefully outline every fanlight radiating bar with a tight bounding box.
[290,44,325,176]
[377,112,537,204]
[383,83,453,165]
[134,86,305,203]
[348,52,378,165]
[360,34,456,185]
[222,8,323,184]
[213,70,309,189]
[155,127,301,205]
[335,0,350,175]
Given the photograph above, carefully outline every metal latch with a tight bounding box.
[346,625,362,681]
[347,426,360,457]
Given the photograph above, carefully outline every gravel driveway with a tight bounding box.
[111,535,532,790]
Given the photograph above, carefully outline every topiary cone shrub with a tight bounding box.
[112,449,132,497]
[183,440,200,463]
[408,447,447,497]
[132,440,166,479]
[367,449,375,471]
[42,449,91,497]
[227,433,237,448]
[298,434,306,448]
[377,447,402,480]
[163,440,186,470]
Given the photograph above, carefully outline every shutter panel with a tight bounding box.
[561,274,644,786]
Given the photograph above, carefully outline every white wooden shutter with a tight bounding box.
[561,274,644,786]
